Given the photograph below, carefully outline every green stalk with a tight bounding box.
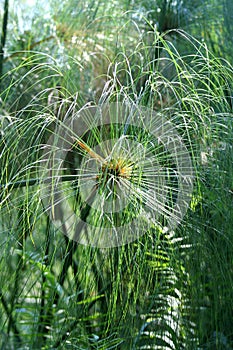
[0,175,81,190]
[0,289,21,346]
[37,217,51,346]
[0,0,9,80]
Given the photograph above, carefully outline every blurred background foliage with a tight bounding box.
[0,0,233,349]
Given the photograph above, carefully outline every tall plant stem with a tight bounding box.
[0,0,9,80]
[37,217,51,346]
[7,206,28,337]
[0,289,21,346]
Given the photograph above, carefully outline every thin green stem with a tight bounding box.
[0,175,81,190]
[0,0,9,80]
[37,217,51,346]
[0,289,21,346]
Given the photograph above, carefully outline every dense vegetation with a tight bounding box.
[0,1,233,349]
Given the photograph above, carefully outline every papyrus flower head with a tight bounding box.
[41,102,193,247]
